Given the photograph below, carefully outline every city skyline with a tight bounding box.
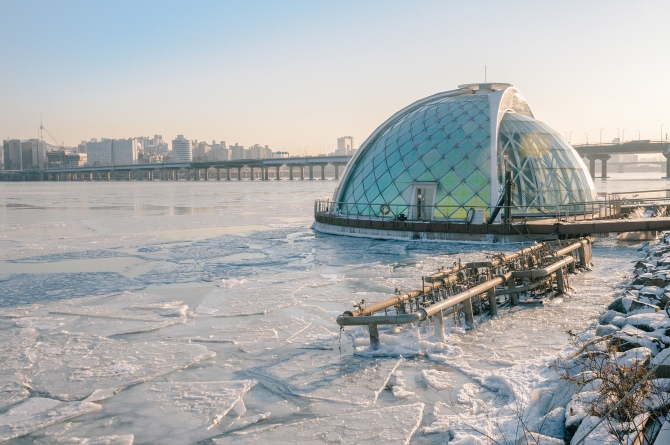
[2,1,669,155]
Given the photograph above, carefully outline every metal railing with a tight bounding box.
[315,189,670,225]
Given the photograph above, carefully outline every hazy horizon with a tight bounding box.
[2,0,669,155]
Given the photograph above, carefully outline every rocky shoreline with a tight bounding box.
[541,235,670,445]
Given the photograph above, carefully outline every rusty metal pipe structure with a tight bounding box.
[336,313,423,326]
[511,256,574,279]
[336,238,592,350]
[418,275,506,320]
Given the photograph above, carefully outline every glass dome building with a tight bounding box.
[328,83,595,224]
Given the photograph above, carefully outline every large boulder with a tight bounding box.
[652,348,670,378]
[547,379,579,412]
[529,407,566,441]
[595,324,619,337]
[624,297,660,314]
[565,391,599,436]
[599,309,623,325]
[607,298,624,313]
[625,312,667,332]
[615,347,652,368]
[611,325,660,354]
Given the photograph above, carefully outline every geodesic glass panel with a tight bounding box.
[339,94,491,220]
[497,113,596,214]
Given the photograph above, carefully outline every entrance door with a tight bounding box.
[411,184,436,220]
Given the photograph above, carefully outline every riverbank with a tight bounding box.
[538,234,670,445]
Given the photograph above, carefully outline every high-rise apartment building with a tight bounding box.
[192,141,211,161]
[171,135,192,162]
[229,143,245,160]
[3,140,22,170]
[87,139,113,166]
[248,144,272,159]
[19,139,47,169]
[209,141,229,161]
[112,138,139,165]
[143,135,169,155]
[336,136,354,156]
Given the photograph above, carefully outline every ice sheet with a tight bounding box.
[248,354,401,406]
[30,333,215,400]
[0,181,643,444]
[60,380,258,444]
[214,402,425,444]
[0,328,37,410]
[0,397,101,443]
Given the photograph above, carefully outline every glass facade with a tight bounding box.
[498,113,596,212]
[336,86,596,221]
[339,94,491,219]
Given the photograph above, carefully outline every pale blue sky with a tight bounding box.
[1,1,669,154]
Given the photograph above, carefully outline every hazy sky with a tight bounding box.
[2,1,669,154]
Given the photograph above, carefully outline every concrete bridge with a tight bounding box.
[0,155,352,182]
[610,161,666,174]
[573,140,670,178]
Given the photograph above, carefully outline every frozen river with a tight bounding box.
[0,173,665,444]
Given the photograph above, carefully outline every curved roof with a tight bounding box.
[334,84,595,219]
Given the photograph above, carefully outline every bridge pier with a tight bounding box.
[308,165,314,180]
[320,164,325,180]
[300,166,304,180]
[216,168,220,181]
[237,167,242,180]
[275,165,280,180]
[226,168,230,181]
[665,154,670,179]
[289,166,294,180]
[250,166,254,180]
[585,154,610,179]
[264,167,269,180]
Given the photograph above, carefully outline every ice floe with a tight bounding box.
[30,334,215,400]
[214,403,425,444]
[0,397,101,443]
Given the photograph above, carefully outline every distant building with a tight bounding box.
[87,139,113,166]
[46,150,66,168]
[64,152,87,168]
[209,141,229,161]
[3,140,22,170]
[229,143,245,160]
[19,139,47,169]
[273,151,289,158]
[193,141,211,161]
[143,135,169,156]
[77,141,87,154]
[248,144,272,159]
[171,135,192,162]
[336,136,354,156]
[146,153,164,164]
[112,138,138,165]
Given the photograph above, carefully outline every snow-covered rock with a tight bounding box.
[595,324,619,337]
